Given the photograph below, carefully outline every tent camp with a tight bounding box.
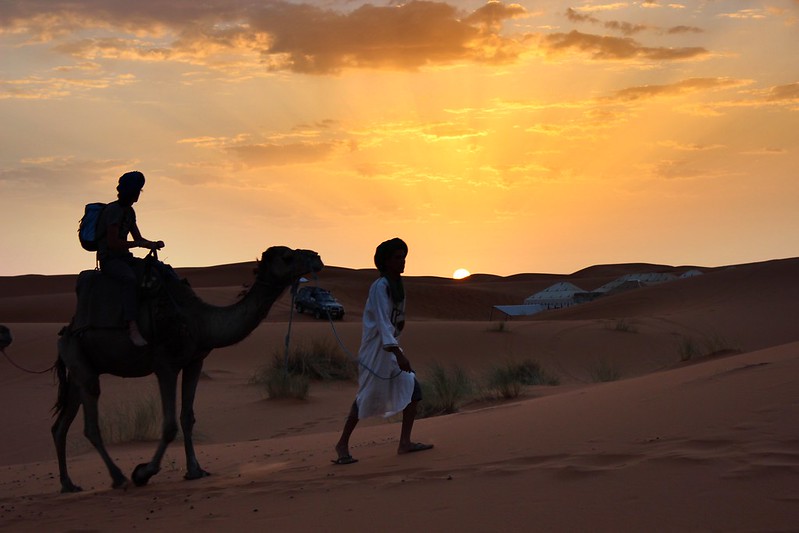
[523,282,587,310]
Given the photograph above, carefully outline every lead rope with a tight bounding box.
[1,344,55,374]
[323,307,402,381]
[284,273,401,381]
[284,280,299,374]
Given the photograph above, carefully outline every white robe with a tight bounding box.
[355,276,416,419]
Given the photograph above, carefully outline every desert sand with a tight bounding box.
[1,254,798,532]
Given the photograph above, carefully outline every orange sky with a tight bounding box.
[1,1,798,278]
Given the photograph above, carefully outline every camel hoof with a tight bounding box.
[112,477,131,490]
[184,468,211,481]
[132,462,159,487]
[60,483,83,494]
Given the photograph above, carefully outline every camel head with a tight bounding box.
[0,324,11,353]
[256,246,323,285]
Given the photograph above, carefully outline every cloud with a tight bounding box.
[765,82,799,101]
[653,158,725,180]
[178,123,354,167]
[540,30,707,61]
[666,25,703,34]
[249,1,530,73]
[1,1,533,74]
[607,77,748,102]
[0,156,133,196]
[657,140,725,151]
[741,147,787,156]
[0,72,136,99]
[228,141,339,167]
[565,8,649,36]
[573,3,629,13]
[718,9,768,20]
[681,81,799,115]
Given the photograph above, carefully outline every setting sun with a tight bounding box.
[453,268,471,280]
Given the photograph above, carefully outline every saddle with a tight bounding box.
[70,257,176,334]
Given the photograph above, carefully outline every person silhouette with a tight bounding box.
[333,238,433,464]
[95,171,164,347]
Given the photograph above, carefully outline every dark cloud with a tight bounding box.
[565,8,648,36]
[1,0,530,74]
[542,30,707,61]
[248,1,529,73]
[667,25,703,35]
[565,8,598,25]
[565,8,703,37]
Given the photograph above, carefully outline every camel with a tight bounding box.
[52,246,323,493]
[0,324,11,353]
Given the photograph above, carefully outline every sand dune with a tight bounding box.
[1,256,798,531]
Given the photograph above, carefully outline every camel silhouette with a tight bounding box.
[0,324,11,353]
[52,246,322,492]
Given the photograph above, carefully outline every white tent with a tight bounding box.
[523,282,586,309]
[490,304,547,320]
[594,273,677,294]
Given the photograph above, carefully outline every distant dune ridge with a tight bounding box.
[1,256,798,531]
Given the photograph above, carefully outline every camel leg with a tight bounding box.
[181,358,211,480]
[80,377,130,490]
[132,369,178,487]
[51,377,83,493]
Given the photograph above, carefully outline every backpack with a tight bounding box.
[78,202,106,251]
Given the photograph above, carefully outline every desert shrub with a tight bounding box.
[590,359,621,382]
[678,336,701,361]
[702,334,741,356]
[506,359,559,386]
[251,337,353,399]
[99,393,162,443]
[484,359,560,399]
[486,365,523,399]
[607,318,638,333]
[487,320,509,333]
[284,337,357,381]
[678,334,741,362]
[417,363,475,418]
[262,370,310,400]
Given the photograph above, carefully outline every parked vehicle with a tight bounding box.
[294,286,345,320]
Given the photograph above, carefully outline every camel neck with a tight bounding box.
[197,273,286,349]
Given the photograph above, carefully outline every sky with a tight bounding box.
[1,0,798,278]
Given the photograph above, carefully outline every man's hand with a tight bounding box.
[388,346,413,373]
[143,240,165,250]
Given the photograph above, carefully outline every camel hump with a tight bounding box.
[72,270,126,331]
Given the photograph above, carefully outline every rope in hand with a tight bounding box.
[322,307,402,381]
